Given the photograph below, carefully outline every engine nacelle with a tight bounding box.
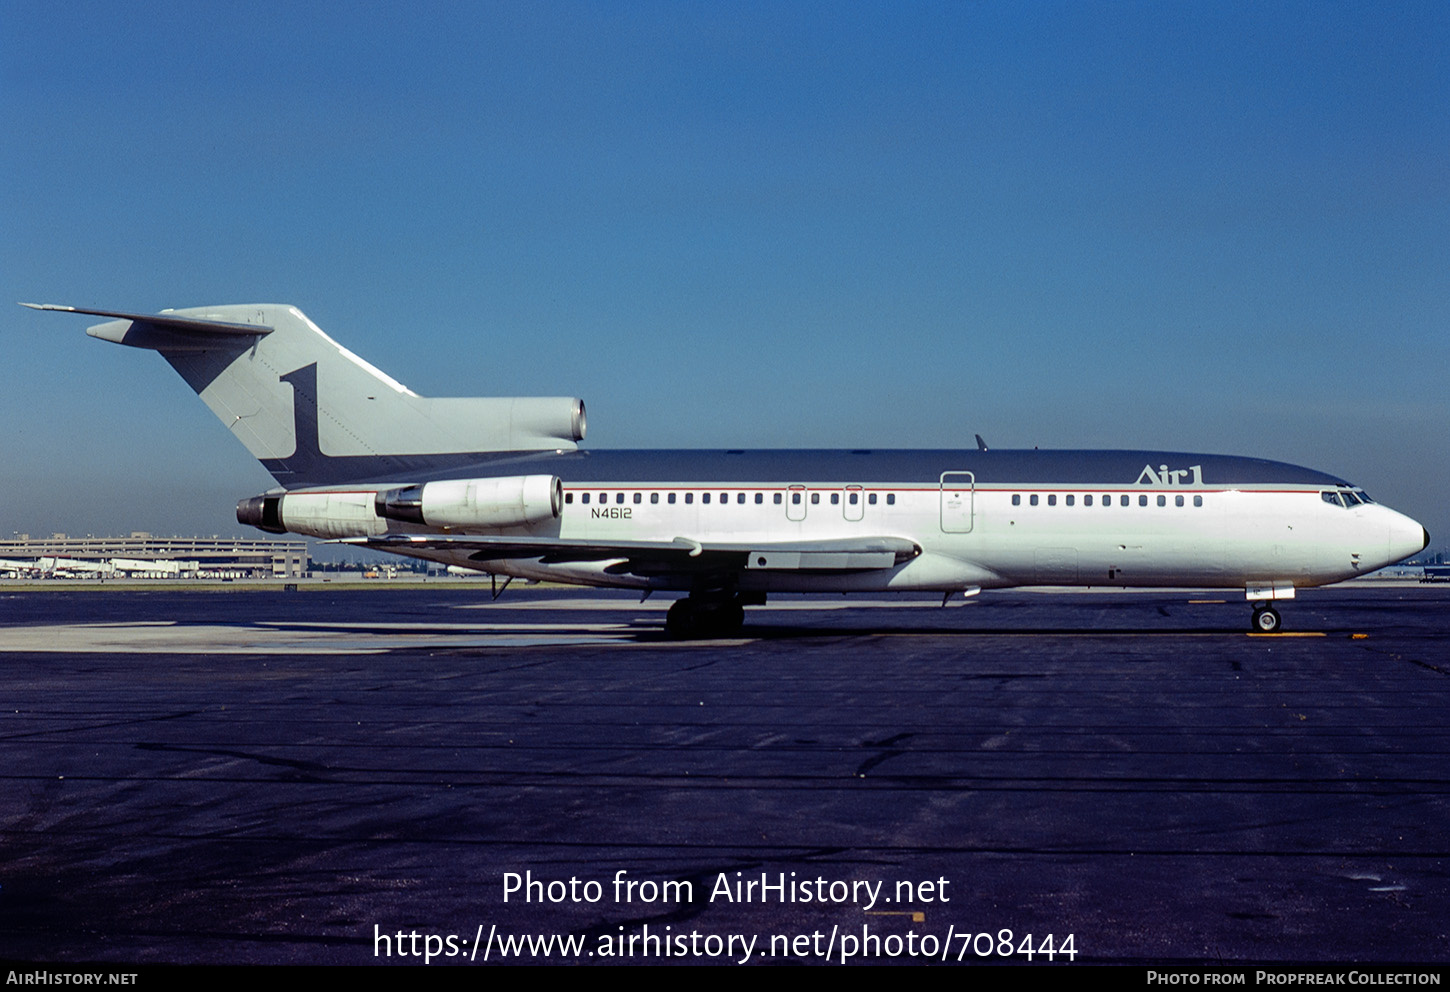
[238,474,563,538]
[375,475,563,529]
[237,490,390,540]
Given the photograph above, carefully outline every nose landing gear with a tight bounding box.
[1251,604,1282,633]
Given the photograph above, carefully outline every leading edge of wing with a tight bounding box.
[341,534,921,571]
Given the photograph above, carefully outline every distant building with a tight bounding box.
[0,533,307,579]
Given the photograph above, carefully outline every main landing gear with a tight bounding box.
[1250,604,1282,633]
[665,596,743,638]
[664,589,765,639]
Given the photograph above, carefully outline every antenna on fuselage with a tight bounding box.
[975,434,988,452]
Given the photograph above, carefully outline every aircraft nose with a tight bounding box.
[1386,512,1429,565]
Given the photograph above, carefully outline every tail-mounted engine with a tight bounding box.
[375,475,562,529]
[237,475,563,538]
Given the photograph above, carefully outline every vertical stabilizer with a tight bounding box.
[22,303,586,487]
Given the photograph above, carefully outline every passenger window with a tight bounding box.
[755,493,763,504]
[1157,495,1166,507]
[830,493,840,505]
[869,493,877,505]
[1065,495,1075,506]
[1139,495,1148,507]
[1012,494,1021,506]
[616,493,625,504]
[599,493,607,503]
[791,493,801,505]
[811,493,820,505]
[1193,495,1202,507]
[582,493,590,504]
[668,493,676,504]
[1120,495,1129,507]
[685,493,693,504]
[565,493,574,504]
[1047,494,1057,506]
[849,492,858,505]
[650,493,659,504]
[887,494,895,505]
[1030,494,1039,506]
[774,493,783,505]
[1103,494,1110,506]
[738,493,746,504]
[703,493,711,504]
[720,492,728,504]
[633,493,641,504]
[1084,495,1092,506]
[1175,495,1184,507]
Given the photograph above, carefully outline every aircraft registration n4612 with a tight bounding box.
[24,302,1428,636]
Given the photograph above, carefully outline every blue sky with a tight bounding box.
[3,1,1446,547]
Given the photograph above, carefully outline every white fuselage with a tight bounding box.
[406,471,1424,596]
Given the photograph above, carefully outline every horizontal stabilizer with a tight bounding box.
[20,303,273,346]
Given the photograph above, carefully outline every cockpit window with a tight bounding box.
[1322,489,1370,508]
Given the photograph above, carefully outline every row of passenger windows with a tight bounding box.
[564,491,899,506]
[562,489,1215,509]
[562,489,1214,508]
[1012,493,1204,508]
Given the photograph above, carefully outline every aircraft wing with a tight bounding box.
[341,534,920,574]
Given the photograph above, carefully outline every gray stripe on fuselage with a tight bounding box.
[263,448,1350,490]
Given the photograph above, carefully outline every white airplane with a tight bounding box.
[24,302,1428,636]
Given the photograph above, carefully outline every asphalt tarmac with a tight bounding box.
[1,584,1447,966]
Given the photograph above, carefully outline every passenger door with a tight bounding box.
[939,472,974,533]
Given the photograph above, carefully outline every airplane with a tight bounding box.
[23,302,1429,636]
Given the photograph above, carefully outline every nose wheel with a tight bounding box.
[1251,605,1282,633]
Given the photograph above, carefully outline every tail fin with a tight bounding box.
[22,303,585,488]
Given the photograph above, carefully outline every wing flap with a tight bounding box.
[744,550,898,570]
